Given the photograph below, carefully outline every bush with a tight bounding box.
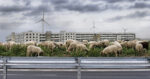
[0,42,150,57]
[87,47,104,57]
[122,47,135,56]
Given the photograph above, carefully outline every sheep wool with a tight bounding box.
[27,45,43,56]
[135,41,143,52]
[101,45,118,57]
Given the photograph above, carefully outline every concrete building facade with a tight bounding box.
[6,31,136,43]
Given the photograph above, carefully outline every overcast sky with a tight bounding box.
[0,0,150,42]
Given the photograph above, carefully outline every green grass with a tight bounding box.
[0,42,150,57]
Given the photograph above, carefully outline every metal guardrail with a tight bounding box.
[0,57,150,79]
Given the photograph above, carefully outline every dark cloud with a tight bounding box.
[109,11,150,21]
[0,5,30,13]
[0,22,22,30]
[130,2,150,9]
[23,4,52,16]
[49,0,68,4]
[54,1,122,13]
[57,4,101,12]
[102,0,135,3]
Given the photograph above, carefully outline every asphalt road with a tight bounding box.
[0,71,150,79]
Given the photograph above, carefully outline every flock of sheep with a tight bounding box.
[0,39,149,57]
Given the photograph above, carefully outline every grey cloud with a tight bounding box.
[0,5,30,13]
[54,1,122,13]
[109,11,150,21]
[48,0,68,4]
[0,22,22,30]
[101,0,135,3]
[23,5,52,16]
[130,2,150,9]
[59,4,101,12]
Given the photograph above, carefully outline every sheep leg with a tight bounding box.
[38,53,40,56]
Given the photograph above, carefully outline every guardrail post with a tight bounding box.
[76,57,81,79]
[3,57,7,79]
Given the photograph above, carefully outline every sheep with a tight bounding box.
[82,40,88,46]
[113,41,122,55]
[102,40,110,47]
[101,41,122,57]
[67,41,78,52]
[67,41,88,53]
[55,42,65,49]
[65,40,77,49]
[89,40,109,49]
[89,41,98,49]
[24,41,36,46]
[140,41,149,50]
[26,45,43,56]
[135,41,143,53]
[76,43,89,52]
[126,40,137,48]
[5,41,16,49]
[120,41,128,47]
[40,41,56,52]
[101,45,119,57]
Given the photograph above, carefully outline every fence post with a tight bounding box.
[3,57,7,79]
[77,57,81,79]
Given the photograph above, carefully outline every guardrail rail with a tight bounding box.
[0,57,150,79]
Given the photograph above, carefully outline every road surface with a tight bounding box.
[0,70,150,79]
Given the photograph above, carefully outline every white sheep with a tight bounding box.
[55,42,65,48]
[101,45,118,57]
[101,41,122,57]
[127,40,137,48]
[40,41,56,52]
[5,41,16,49]
[26,45,43,56]
[89,41,97,49]
[67,41,78,52]
[24,41,36,46]
[65,39,77,49]
[67,41,88,52]
[102,40,110,47]
[76,43,89,52]
[113,41,122,54]
[82,40,88,46]
[135,41,143,53]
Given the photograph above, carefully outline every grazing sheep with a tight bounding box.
[89,40,109,49]
[82,40,88,46]
[24,41,36,46]
[89,41,98,49]
[76,43,89,52]
[117,40,122,43]
[40,41,56,52]
[5,41,16,49]
[127,40,137,48]
[120,41,128,47]
[67,40,88,53]
[140,41,149,50]
[55,42,65,48]
[113,41,122,55]
[101,41,122,57]
[101,45,118,57]
[26,45,43,56]
[102,40,110,47]
[135,41,143,53]
[65,40,76,49]
[67,41,78,52]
